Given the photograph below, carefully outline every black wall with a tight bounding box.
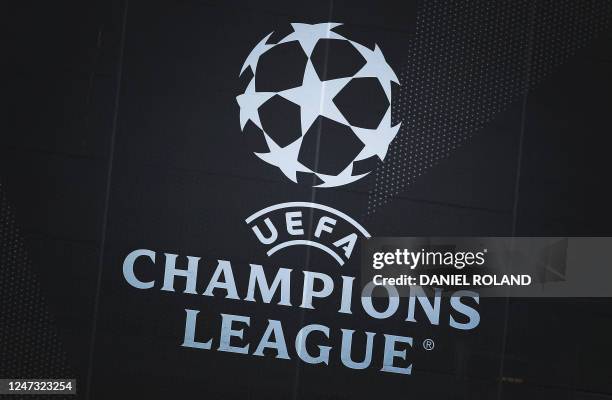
[3,1,612,399]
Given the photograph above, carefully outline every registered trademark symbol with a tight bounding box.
[423,338,435,351]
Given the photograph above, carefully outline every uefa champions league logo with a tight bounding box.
[118,22,481,377]
[119,23,481,374]
[237,22,400,188]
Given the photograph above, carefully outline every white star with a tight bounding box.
[314,164,370,188]
[352,108,400,161]
[235,79,274,130]
[254,135,311,182]
[351,42,399,100]
[279,61,350,133]
[280,22,345,57]
[240,32,274,75]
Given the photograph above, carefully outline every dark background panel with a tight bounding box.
[515,34,612,236]
[2,0,612,399]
